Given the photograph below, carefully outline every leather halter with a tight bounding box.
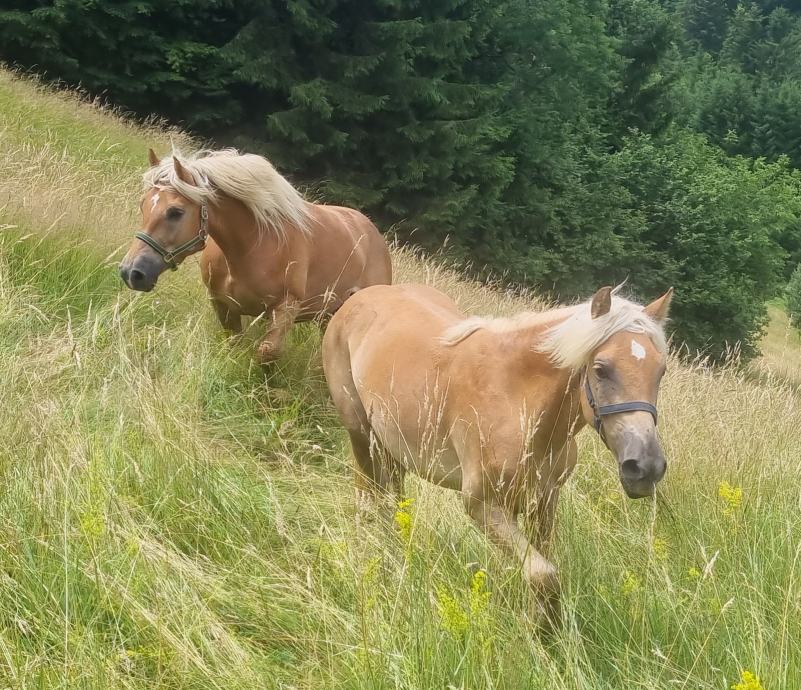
[135,204,208,271]
[581,366,658,443]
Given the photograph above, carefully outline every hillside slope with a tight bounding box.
[1,69,800,689]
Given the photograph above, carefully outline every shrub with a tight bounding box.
[786,264,801,330]
[595,129,801,362]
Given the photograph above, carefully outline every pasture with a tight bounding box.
[0,70,800,689]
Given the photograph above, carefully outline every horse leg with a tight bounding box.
[463,490,560,622]
[211,298,242,335]
[464,493,558,591]
[349,431,404,504]
[256,298,301,363]
[525,440,575,554]
[526,486,560,555]
[349,431,405,532]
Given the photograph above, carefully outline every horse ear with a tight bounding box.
[148,148,160,167]
[644,287,674,323]
[172,156,194,184]
[590,286,613,319]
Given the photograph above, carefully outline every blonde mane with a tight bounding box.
[536,294,667,369]
[143,149,311,238]
[442,292,667,370]
[440,306,576,346]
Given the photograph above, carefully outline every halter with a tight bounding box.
[581,366,658,443]
[135,204,208,271]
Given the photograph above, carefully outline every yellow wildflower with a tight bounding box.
[620,570,642,595]
[124,535,140,558]
[436,569,491,638]
[687,566,701,580]
[718,481,743,514]
[394,498,414,544]
[436,587,469,637]
[79,509,105,540]
[731,670,763,690]
[363,555,381,581]
[469,569,490,616]
[652,537,668,561]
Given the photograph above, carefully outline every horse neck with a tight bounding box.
[206,196,283,264]
[503,312,587,434]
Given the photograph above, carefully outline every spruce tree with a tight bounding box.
[607,0,677,140]
[225,0,515,245]
[678,0,737,52]
[0,0,249,129]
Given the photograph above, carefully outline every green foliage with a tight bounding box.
[676,2,801,170]
[599,130,800,360]
[679,0,738,52]
[0,0,249,129]
[786,264,801,329]
[224,0,516,242]
[672,1,801,284]
[607,0,678,139]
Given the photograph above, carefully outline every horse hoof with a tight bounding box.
[524,563,561,629]
[256,346,282,364]
[529,590,561,632]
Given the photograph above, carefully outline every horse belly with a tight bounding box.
[408,446,463,490]
[216,286,270,317]
[367,401,463,490]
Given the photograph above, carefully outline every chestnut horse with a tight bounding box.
[120,149,391,361]
[322,283,672,615]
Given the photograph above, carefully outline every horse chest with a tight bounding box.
[211,281,277,316]
[203,247,296,314]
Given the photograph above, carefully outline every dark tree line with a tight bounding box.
[2,0,800,360]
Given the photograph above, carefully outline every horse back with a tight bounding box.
[307,204,391,290]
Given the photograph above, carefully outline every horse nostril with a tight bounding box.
[129,268,146,286]
[621,459,645,481]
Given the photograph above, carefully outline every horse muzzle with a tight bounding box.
[619,454,666,498]
[119,254,164,292]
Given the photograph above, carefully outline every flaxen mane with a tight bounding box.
[143,149,311,238]
[440,306,575,346]
[442,291,667,370]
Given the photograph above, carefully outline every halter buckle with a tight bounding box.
[199,205,209,241]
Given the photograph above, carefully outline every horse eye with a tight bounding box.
[592,362,610,379]
[166,207,185,221]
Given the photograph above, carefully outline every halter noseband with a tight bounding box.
[135,204,208,271]
[581,366,658,443]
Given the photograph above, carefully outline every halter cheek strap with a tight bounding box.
[135,204,208,271]
[581,366,658,442]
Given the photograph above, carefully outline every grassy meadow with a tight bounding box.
[0,69,800,689]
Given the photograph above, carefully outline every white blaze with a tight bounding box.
[631,338,646,361]
[150,193,160,211]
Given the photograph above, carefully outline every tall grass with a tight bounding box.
[0,68,799,689]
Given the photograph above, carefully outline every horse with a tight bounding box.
[322,282,673,617]
[119,148,392,362]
